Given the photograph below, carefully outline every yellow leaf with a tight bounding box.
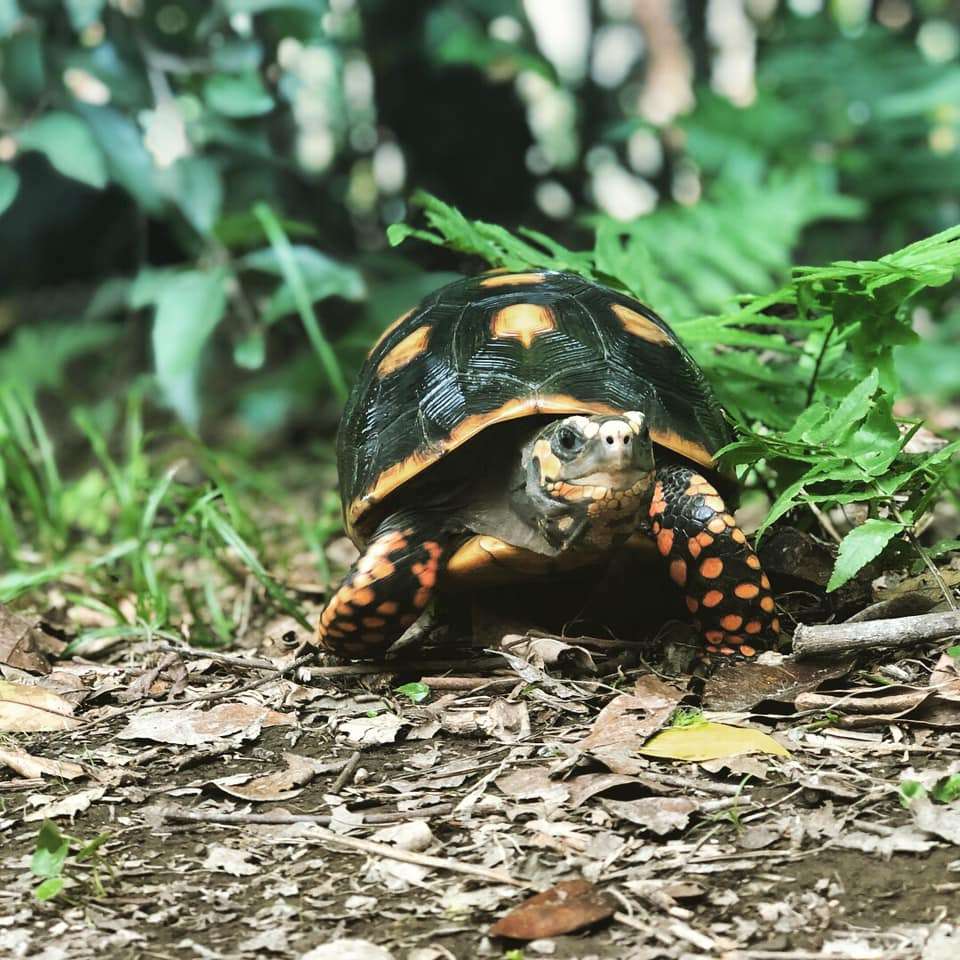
[0,680,79,732]
[638,722,789,762]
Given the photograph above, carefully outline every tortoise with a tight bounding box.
[314,270,780,660]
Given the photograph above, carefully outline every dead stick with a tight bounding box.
[330,750,362,793]
[792,612,960,659]
[165,809,530,887]
[420,676,518,691]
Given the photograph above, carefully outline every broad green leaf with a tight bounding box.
[395,682,430,704]
[34,877,65,901]
[160,156,223,236]
[827,518,904,592]
[17,111,107,188]
[0,0,21,39]
[932,774,960,805]
[234,332,266,370]
[638,722,789,762]
[805,370,879,444]
[204,73,274,118]
[152,270,228,426]
[31,821,69,879]
[0,165,19,216]
[899,780,926,807]
[65,0,105,30]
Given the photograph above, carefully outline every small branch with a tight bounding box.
[165,809,530,888]
[889,501,958,612]
[420,676,518,691]
[805,319,835,407]
[330,750,362,793]
[807,501,842,544]
[793,611,960,659]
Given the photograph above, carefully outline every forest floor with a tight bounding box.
[3,561,960,960]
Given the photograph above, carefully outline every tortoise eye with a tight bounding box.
[554,426,583,457]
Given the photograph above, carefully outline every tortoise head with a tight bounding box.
[512,412,656,551]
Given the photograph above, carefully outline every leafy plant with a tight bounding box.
[389,193,960,592]
[30,820,110,901]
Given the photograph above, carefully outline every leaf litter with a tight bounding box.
[2,611,960,959]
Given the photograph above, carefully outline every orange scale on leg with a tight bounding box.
[734,582,759,600]
[670,558,687,585]
[688,537,701,558]
[720,614,742,631]
[744,620,763,635]
[362,616,386,629]
[651,520,662,535]
[338,621,358,633]
[703,495,725,511]
[720,646,735,656]
[760,595,776,613]
[740,644,757,657]
[371,560,395,580]
[705,630,725,644]
[702,589,724,608]
[418,568,437,589]
[377,601,399,615]
[414,587,431,608]
[686,596,699,613]
[771,617,781,633]
[722,514,736,527]
[731,528,747,544]
[760,573,771,590]
[657,528,675,556]
[745,554,761,570]
[351,587,375,606]
[706,644,719,654]
[700,557,723,579]
[697,532,714,548]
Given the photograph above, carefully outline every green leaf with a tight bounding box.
[160,156,223,236]
[899,779,926,808]
[30,821,69,879]
[0,165,19,216]
[151,270,228,426]
[932,774,960,805]
[948,645,960,659]
[827,518,904,592]
[395,682,430,704]
[204,73,274,118]
[224,0,324,12]
[34,877,65,901]
[65,0,105,30]
[0,0,21,39]
[234,332,266,370]
[17,111,107,189]
[805,370,879,444]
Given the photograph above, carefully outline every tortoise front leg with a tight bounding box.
[650,463,780,657]
[315,513,451,659]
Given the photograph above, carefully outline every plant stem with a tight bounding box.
[804,318,835,406]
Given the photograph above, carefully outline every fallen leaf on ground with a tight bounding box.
[338,712,406,745]
[301,941,395,960]
[116,702,293,745]
[909,795,960,845]
[502,633,596,672]
[0,747,86,780]
[638,722,789,762]
[211,753,329,801]
[834,826,937,857]
[496,766,570,806]
[576,675,684,774]
[601,796,699,834]
[202,843,259,876]
[703,655,853,711]
[0,605,53,674]
[490,878,616,940]
[0,680,79,732]
[24,786,106,822]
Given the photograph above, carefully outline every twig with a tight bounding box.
[330,750,362,793]
[165,809,530,888]
[420,676,518,691]
[807,501,842,544]
[150,644,282,672]
[303,657,505,679]
[793,611,960,659]
[167,803,455,827]
[890,501,958,612]
[804,318,835,407]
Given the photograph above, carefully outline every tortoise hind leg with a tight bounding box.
[650,462,780,657]
[315,514,450,659]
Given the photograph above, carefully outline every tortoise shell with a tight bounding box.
[339,270,733,543]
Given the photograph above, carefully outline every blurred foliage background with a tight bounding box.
[1,0,959,644]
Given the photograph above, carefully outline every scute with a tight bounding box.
[339,271,733,542]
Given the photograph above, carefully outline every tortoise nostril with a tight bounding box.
[605,435,614,445]
[624,435,631,444]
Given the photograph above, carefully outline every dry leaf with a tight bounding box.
[202,843,259,876]
[301,941,395,960]
[638,722,789,762]
[490,879,616,940]
[212,753,328,802]
[576,675,684,774]
[0,680,79,732]
[601,796,699,834]
[910,795,960,845]
[703,655,853,711]
[0,605,52,675]
[116,703,293,745]
[338,712,405,745]
[24,786,106,821]
[0,747,86,780]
